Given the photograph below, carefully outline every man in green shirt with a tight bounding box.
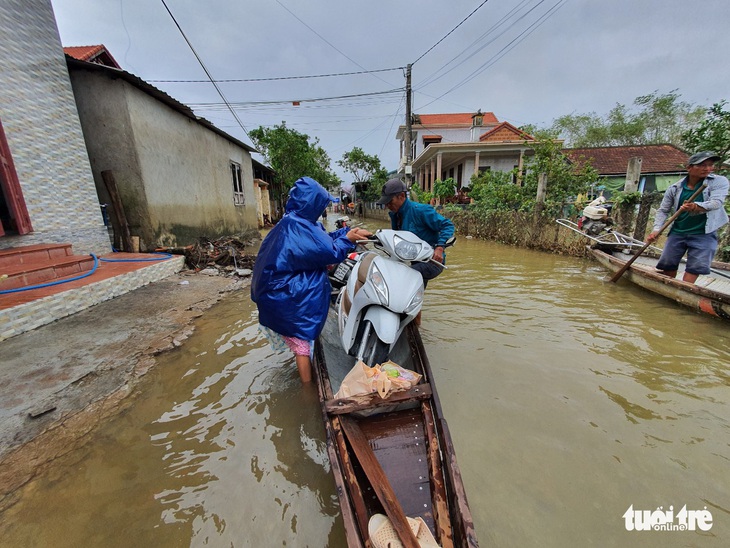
[647,151,729,283]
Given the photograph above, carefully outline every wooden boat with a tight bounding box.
[313,308,479,547]
[590,247,730,320]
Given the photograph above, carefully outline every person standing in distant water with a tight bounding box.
[647,151,729,284]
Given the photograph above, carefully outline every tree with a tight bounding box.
[550,91,704,147]
[249,122,340,197]
[433,177,456,204]
[520,130,598,209]
[337,147,388,201]
[682,101,730,173]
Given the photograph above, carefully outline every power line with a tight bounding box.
[159,0,251,139]
[417,0,568,111]
[187,88,404,110]
[275,0,395,87]
[148,66,405,83]
[418,0,538,89]
[412,0,491,66]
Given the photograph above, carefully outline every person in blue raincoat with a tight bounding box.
[252,177,371,383]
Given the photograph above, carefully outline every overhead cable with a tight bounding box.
[148,66,405,83]
[159,0,251,139]
[188,88,405,109]
[275,0,394,87]
[412,0,491,66]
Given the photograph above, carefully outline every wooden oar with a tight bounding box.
[608,183,707,283]
[339,415,420,548]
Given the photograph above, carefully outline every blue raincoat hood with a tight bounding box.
[286,176,333,221]
[251,177,352,341]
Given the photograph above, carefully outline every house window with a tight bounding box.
[231,161,244,205]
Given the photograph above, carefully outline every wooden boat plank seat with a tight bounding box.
[325,383,433,415]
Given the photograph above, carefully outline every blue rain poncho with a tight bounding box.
[251,177,354,340]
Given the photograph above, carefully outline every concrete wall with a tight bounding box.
[69,68,258,249]
[0,0,111,255]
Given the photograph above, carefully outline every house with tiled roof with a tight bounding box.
[62,45,120,68]
[64,46,266,247]
[396,111,538,192]
[563,144,689,196]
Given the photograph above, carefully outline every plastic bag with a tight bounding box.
[334,360,422,400]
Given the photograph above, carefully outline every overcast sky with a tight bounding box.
[50,0,729,182]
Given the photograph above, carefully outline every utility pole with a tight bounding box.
[405,63,413,187]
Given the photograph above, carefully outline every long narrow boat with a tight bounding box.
[313,308,479,547]
[590,247,730,320]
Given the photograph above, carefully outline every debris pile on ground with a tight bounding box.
[183,237,257,276]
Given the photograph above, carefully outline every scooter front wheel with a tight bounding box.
[357,320,390,367]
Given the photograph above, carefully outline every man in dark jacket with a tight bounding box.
[377,178,455,286]
[252,177,369,382]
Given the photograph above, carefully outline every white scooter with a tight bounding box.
[329,229,455,366]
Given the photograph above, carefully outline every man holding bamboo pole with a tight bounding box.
[647,151,729,284]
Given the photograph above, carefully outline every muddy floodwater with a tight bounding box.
[1,220,729,547]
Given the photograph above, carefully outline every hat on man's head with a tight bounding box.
[688,151,721,165]
[377,178,407,205]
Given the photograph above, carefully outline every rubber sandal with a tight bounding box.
[409,516,440,548]
[367,513,441,548]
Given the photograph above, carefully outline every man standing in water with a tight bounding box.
[377,178,455,286]
[647,151,729,283]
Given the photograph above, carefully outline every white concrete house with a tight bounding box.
[396,111,537,192]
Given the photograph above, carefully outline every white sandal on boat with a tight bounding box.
[368,513,440,548]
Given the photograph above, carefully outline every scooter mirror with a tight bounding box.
[443,236,457,248]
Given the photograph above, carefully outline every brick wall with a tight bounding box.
[0,0,111,255]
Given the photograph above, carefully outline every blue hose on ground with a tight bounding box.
[0,254,100,295]
[0,250,176,295]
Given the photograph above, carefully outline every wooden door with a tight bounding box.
[0,118,33,235]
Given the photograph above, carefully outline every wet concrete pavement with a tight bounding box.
[0,270,248,509]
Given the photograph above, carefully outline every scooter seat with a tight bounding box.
[343,252,377,316]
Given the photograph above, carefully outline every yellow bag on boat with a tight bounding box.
[334,360,421,400]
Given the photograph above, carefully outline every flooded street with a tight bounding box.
[1,222,729,547]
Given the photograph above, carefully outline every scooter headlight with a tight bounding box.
[404,286,424,314]
[369,263,389,305]
[393,234,422,261]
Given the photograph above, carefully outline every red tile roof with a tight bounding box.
[563,144,689,175]
[415,112,499,126]
[479,121,534,142]
[63,45,120,69]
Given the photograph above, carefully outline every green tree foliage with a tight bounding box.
[682,101,730,174]
[409,183,432,204]
[249,122,340,195]
[433,178,456,202]
[337,147,388,201]
[521,130,598,208]
[468,170,521,211]
[551,91,705,147]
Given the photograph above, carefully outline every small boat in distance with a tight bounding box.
[313,311,479,547]
[590,247,730,320]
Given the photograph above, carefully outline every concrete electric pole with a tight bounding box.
[405,63,413,187]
